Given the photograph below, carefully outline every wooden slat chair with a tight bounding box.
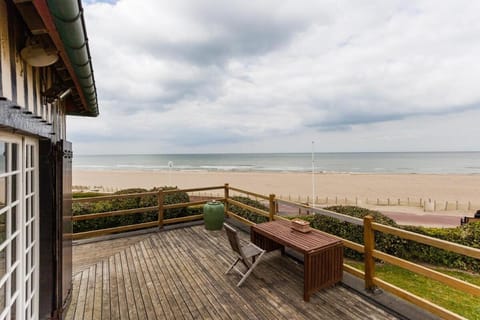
[224,223,266,287]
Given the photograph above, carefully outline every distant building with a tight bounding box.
[0,0,98,318]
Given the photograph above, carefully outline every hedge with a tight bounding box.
[298,206,480,272]
[228,196,269,223]
[72,187,200,233]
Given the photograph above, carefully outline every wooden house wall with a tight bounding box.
[0,0,66,141]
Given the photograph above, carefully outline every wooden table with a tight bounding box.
[251,220,343,301]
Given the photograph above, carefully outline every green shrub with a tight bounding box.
[73,187,195,233]
[229,196,269,223]
[400,223,480,271]
[300,206,400,260]
[298,206,480,272]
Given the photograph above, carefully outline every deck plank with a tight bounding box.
[158,231,221,319]
[119,249,140,319]
[67,225,400,320]
[83,265,97,319]
[144,237,186,319]
[73,268,89,320]
[161,229,242,319]
[101,260,111,319]
[92,262,103,319]
[148,234,194,319]
[65,272,82,320]
[128,243,157,319]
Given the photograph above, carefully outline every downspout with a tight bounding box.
[46,0,98,116]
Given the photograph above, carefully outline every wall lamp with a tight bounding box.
[21,37,59,67]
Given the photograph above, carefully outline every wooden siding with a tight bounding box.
[67,226,400,320]
[0,0,66,140]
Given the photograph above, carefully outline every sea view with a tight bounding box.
[73,151,480,174]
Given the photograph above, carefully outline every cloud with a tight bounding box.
[70,0,480,153]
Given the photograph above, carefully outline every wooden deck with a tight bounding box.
[66,225,400,320]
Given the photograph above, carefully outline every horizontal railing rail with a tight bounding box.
[276,199,363,225]
[72,191,158,203]
[228,186,270,200]
[72,186,226,240]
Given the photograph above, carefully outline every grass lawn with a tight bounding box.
[347,261,480,320]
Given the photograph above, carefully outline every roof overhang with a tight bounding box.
[13,0,99,117]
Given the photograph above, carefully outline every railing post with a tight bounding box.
[158,188,164,229]
[224,183,229,216]
[269,194,275,221]
[364,215,376,292]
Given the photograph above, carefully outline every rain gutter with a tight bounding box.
[33,0,99,117]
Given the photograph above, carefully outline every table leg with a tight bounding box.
[304,253,310,302]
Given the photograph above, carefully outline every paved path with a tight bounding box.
[380,211,462,228]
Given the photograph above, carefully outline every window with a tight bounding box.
[0,134,38,320]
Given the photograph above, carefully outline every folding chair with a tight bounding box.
[224,223,266,287]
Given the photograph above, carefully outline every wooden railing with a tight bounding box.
[72,183,276,239]
[275,198,479,320]
[72,185,225,239]
[72,184,480,320]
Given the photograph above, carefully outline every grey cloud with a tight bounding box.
[306,100,480,131]
[133,3,316,66]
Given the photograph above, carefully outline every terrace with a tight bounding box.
[66,225,398,320]
[66,185,480,320]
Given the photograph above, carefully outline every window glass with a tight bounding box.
[0,143,6,174]
[30,197,34,220]
[26,225,30,248]
[10,299,16,319]
[0,281,5,313]
[25,172,29,196]
[11,237,17,265]
[11,206,17,233]
[25,251,30,274]
[10,268,16,296]
[11,175,17,203]
[11,144,17,172]
[30,273,34,295]
[25,198,30,221]
[25,147,29,172]
[0,212,5,245]
[0,247,6,279]
[31,226,34,246]
[0,177,5,209]
[31,172,34,194]
[30,145,34,168]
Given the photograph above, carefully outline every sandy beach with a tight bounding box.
[73,170,480,212]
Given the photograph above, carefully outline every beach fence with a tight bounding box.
[273,195,479,213]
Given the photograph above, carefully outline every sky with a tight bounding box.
[69,0,480,154]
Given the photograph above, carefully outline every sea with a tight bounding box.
[73,152,480,174]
